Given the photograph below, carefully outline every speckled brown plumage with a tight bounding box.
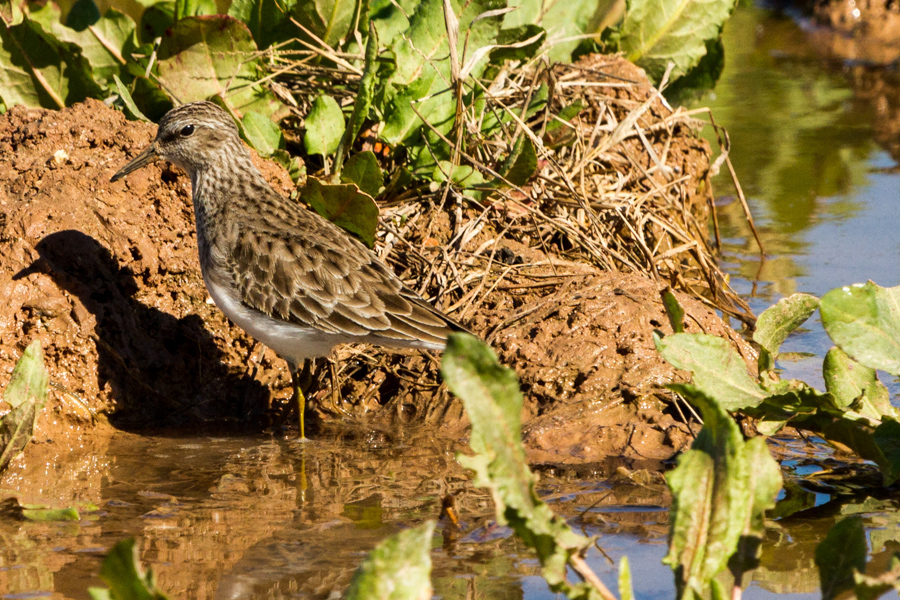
[111,101,466,437]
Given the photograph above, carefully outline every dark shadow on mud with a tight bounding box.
[16,229,271,429]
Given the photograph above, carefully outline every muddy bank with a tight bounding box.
[0,94,752,463]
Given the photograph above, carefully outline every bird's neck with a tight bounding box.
[190,151,265,229]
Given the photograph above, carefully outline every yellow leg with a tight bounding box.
[289,361,311,441]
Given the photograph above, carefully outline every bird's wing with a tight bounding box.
[224,202,461,345]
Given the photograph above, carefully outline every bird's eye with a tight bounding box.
[180,124,195,137]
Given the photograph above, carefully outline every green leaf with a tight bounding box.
[304,94,345,156]
[614,0,738,83]
[816,517,867,600]
[654,332,767,411]
[336,24,378,172]
[0,340,49,472]
[113,75,150,121]
[498,136,537,187]
[129,75,174,121]
[823,346,897,422]
[379,0,505,144]
[138,2,175,44]
[228,0,299,50]
[174,0,217,20]
[341,152,384,198]
[664,384,782,599]
[442,333,603,599]
[30,5,137,88]
[490,24,546,62]
[502,0,593,61]
[820,281,900,377]
[369,0,421,45]
[344,522,435,600]
[66,0,101,30]
[660,287,684,333]
[93,538,169,600]
[302,178,379,247]
[157,15,284,119]
[291,0,356,47]
[241,111,285,156]
[0,14,103,109]
[753,292,819,368]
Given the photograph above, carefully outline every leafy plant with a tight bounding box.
[88,538,169,600]
[656,282,900,486]
[344,521,436,600]
[443,332,630,600]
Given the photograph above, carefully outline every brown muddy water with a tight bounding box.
[5,1,900,598]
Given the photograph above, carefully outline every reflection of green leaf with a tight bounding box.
[615,0,737,83]
[816,517,866,600]
[302,178,379,247]
[0,340,49,472]
[241,111,285,156]
[664,384,782,599]
[821,282,900,377]
[442,333,601,599]
[157,15,284,119]
[822,419,900,486]
[654,332,766,410]
[341,152,384,198]
[304,94,345,156]
[344,522,435,600]
[0,15,103,109]
[88,538,169,600]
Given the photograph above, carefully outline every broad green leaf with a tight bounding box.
[241,111,285,156]
[157,16,284,119]
[654,332,767,411]
[489,24,546,62]
[0,14,103,109]
[752,381,827,434]
[433,162,484,188]
[130,75,174,121]
[816,517,867,600]
[304,94,345,156]
[174,0,217,20]
[30,5,137,88]
[138,1,175,44]
[823,346,897,422]
[113,74,150,121]
[442,333,603,599]
[820,281,900,377]
[753,293,819,368]
[498,135,537,187]
[0,340,49,472]
[664,384,782,599]
[822,419,900,486]
[344,521,435,600]
[615,0,737,83]
[66,0,101,30]
[291,0,356,47]
[341,152,384,198]
[302,178,379,247]
[228,0,299,50]
[379,0,505,144]
[502,0,593,61]
[369,0,422,45]
[89,538,168,600]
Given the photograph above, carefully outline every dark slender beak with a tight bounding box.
[110,143,159,182]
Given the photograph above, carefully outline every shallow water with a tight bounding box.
[4,2,900,598]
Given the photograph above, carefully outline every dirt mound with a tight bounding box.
[0,97,754,463]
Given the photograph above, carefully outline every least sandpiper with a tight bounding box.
[111,101,466,439]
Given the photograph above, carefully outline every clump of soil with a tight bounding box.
[0,63,754,462]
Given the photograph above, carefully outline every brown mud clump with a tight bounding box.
[0,58,753,463]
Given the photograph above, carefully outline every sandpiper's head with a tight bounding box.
[110,101,244,182]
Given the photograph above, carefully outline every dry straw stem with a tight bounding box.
[272,51,755,336]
